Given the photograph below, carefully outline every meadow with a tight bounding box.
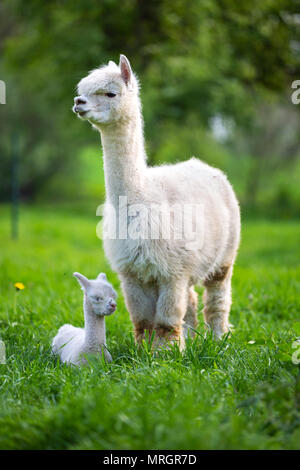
[0,204,299,449]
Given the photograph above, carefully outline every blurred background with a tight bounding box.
[1,0,300,218]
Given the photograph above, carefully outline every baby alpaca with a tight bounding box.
[52,272,117,365]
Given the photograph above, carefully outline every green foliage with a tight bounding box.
[0,206,299,449]
[0,0,299,210]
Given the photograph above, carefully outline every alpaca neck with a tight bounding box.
[99,109,147,205]
[83,295,106,349]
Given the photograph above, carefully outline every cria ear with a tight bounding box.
[73,272,90,290]
[97,273,107,281]
[119,54,132,86]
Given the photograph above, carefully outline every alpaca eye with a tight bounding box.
[106,92,116,98]
[94,296,102,302]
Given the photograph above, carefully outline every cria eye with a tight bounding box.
[106,92,116,98]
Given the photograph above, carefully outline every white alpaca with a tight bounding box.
[52,272,117,365]
[73,55,240,349]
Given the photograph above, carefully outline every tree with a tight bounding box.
[0,0,299,200]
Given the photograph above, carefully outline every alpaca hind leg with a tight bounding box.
[183,286,198,338]
[120,275,157,344]
[202,265,233,339]
[154,278,188,351]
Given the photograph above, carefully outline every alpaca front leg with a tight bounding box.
[154,279,188,351]
[183,286,199,338]
[203,265,233,339]
[120,275,157,343]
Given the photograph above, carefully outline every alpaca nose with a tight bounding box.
[109,299,117,310]
[74,96,87,106]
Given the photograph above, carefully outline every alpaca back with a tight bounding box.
[52,324,85,365]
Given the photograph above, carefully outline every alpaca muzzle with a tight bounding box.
[73,96,88,115]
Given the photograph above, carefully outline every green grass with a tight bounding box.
[0,204,299,450]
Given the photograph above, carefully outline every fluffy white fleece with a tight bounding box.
[52,272,117,365]
[73,55,240,348]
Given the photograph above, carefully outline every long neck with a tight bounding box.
[83,295,106,349]
[99,108,147,205]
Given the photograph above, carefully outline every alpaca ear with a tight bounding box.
[97,273,107,281]
[108,60,117,67]
[73,272,90,290]
[119,54,132,86]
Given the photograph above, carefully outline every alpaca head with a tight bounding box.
[73,272,117,316]
[73,55,139,128]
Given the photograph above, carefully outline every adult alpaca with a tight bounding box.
[73,55,240,349]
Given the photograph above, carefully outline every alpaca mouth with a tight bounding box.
[106,305,116,315]
[73,104,88,117]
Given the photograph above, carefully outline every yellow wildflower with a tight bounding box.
[14,282,25,290]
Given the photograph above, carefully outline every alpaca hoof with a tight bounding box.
[204,321,231,340]
[152,325,185,352]
[153,337,185,354]
[182,321,198,339]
